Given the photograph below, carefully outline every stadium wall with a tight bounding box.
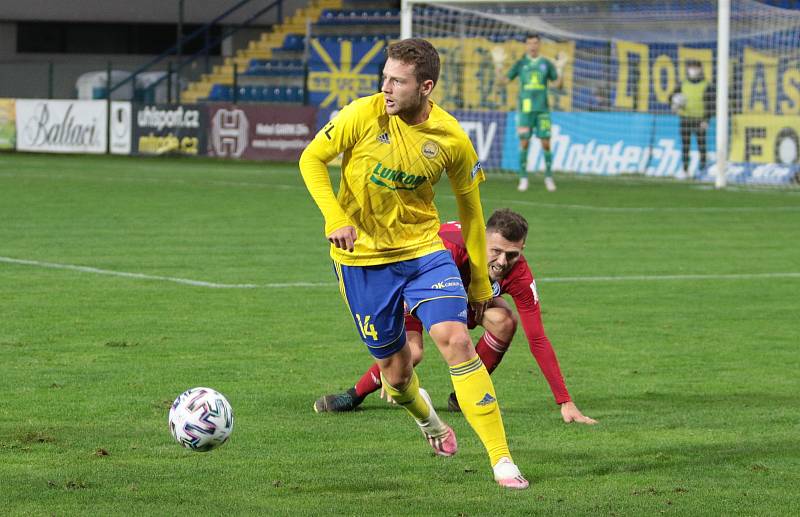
[0,1,305,24]
[0,0,304,99]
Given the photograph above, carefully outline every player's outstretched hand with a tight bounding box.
[560,401,598,425]
[327,225,357,252]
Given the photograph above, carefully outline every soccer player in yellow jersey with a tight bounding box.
[299,39,528,489]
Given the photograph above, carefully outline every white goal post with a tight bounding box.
[715,0,730,188]
[401,0,800,187]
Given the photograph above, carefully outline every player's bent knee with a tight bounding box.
[439,331,471,351]
[406,331,424,366]
[409,347,424,367]
[500,310,517,336]
[429,322,474,363]
[377,350,414,388]
[483,307,517,341]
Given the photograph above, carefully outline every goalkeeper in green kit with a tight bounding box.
[495,34,566,192]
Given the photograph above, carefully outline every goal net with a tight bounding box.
[401,0,800,186]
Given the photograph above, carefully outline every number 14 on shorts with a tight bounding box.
[356,314,379,341]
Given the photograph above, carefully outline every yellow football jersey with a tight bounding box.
[303,93,485,266]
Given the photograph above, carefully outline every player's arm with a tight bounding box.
[510,285,571,404]
[550,55,565,90]
[497,57,519,88]
[455,187,492,302]
[446,146,492,315]
[299,108,359,250]
[508,276,597,424]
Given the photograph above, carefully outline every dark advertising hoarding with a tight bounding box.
[132,104,207,156]
[207,104,316,161]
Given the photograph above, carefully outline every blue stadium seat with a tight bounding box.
[246,58,306,77]
[255,86,270,102]
[320,9,335,22]
[315,8,400,25]
[282,34,306,51]
[209,84,232,101]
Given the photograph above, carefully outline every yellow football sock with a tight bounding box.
[450,356,511,465]
[380,369,430,422]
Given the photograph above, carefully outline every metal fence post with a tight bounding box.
[167,61,173,104]
[303,18,311,106]
[106,61,112,154]
[175,0,184,105]
[47,62,54,99]
[232,62,238,104]
[205,28,211,74]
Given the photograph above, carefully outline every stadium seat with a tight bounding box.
[282,34,305,51]
[209,84,232,101]
[315,8,400,26]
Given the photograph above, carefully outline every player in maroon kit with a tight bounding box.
[314,208,597,425]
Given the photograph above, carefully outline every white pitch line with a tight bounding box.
[0,256,264,288]
[3,256,800,289]
[0,171,305,191]
[537,272,800,282]
[478,196,800,213]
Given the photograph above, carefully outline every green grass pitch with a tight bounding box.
[1,153,799,515]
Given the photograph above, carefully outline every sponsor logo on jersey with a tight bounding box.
[369,162,427,190]
[377,131,390,144]
[471,161,483,180]
[421,140,439,158]
[492,281,501,297]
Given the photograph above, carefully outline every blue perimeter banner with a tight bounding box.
[500,112,799,185]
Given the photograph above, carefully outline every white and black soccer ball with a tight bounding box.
[168,387,234,452]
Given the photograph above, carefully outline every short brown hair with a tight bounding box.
[386,38,440,86]
[486,208,528,243]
